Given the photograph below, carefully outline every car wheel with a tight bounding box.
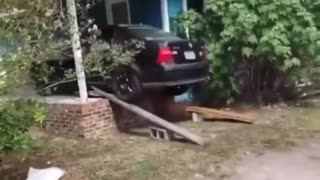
[111,70,143,102]
[165,85,189,96]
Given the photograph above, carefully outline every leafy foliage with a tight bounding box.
[0,0,66,92]
[0,0,59,155]
[0,99,46,154]
[85,40,144,79]
[0,0,58,39]
[176,0,320,103]
[0,0,128,155]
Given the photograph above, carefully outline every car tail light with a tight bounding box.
[157,47,174,64]
[199,47,207,61]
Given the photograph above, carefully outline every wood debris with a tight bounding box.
[186,106,255,124]
[92,87,207,146]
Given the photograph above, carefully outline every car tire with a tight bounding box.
[165,85,189,96]
[111,69,143,102]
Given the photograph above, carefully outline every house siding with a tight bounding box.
[89,1,108,28]
[188,0,203,12]
[168,0,183,30]
[168,0,183,18]
[90,0,202,31]
[129,0,162,28]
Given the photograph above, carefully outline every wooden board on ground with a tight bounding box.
[92,87,207,146]
[186,106,255,124]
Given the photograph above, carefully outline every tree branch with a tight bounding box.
[37,75,111,92]
[37,78,78,92]
[0,9,26,18]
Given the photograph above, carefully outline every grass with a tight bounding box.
[126,159,162,180]
[1,105,320,180]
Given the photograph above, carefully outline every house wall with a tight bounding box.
[129,0,162,28]
[188,0,203,12]
[89,1,108,28]
[168,0,183,18]
[168,0,183,29]
[90,0,203,30]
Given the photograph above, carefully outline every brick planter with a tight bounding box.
[45,97,115,140]
[42,94,187,140]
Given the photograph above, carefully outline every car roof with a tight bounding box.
[100,24,156,30]
[99,24,181,41]
[117,24,153,28]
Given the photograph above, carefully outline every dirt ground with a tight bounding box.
[1,102,320,180]
[231,141,320,180]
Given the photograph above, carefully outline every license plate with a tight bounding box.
[184,51,196,60]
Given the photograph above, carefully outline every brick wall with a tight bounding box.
[42,94,188,139]
[45,97,115,140]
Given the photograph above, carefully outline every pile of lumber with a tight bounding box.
[186,106,255,124]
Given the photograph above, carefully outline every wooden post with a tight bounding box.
[192,113,203,123]
[92,87,207,146]
[67,0,88,103]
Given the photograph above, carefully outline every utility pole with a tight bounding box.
[67,0,88,103]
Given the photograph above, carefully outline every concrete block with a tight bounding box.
[150,127,174,141]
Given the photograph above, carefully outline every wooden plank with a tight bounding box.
[92,87,207,146]
[186,106,254,123]
[192,112,203,122]
[190,107,254,123]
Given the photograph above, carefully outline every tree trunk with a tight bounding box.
[67,0,88,103]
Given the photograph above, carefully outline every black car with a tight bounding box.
[32,25,209,101]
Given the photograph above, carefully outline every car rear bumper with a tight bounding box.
[142,76,209,87]
[142,61,210,88]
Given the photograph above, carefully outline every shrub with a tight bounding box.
[176,0,320,103]
[0,0,54,156]
[0,100,46,155]
[84,40,144,79]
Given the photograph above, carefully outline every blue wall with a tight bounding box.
[129,0,162,28]
[88,0,202,30]
[89,1,108,28]
[129,0,185,31]
[168,0,183,31]
[168,0,183,20]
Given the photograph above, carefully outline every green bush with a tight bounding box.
[176,0,320,103]
[85,40,144,79]
[0,100,46,154]
[0,0,55,156]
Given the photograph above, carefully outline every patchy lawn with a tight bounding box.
[2,104,320,180]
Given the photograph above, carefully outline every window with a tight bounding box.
[112,2,130,24]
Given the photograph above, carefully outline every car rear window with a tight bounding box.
[128,27,181,41]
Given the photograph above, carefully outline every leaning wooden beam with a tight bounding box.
[92,87,207,146]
